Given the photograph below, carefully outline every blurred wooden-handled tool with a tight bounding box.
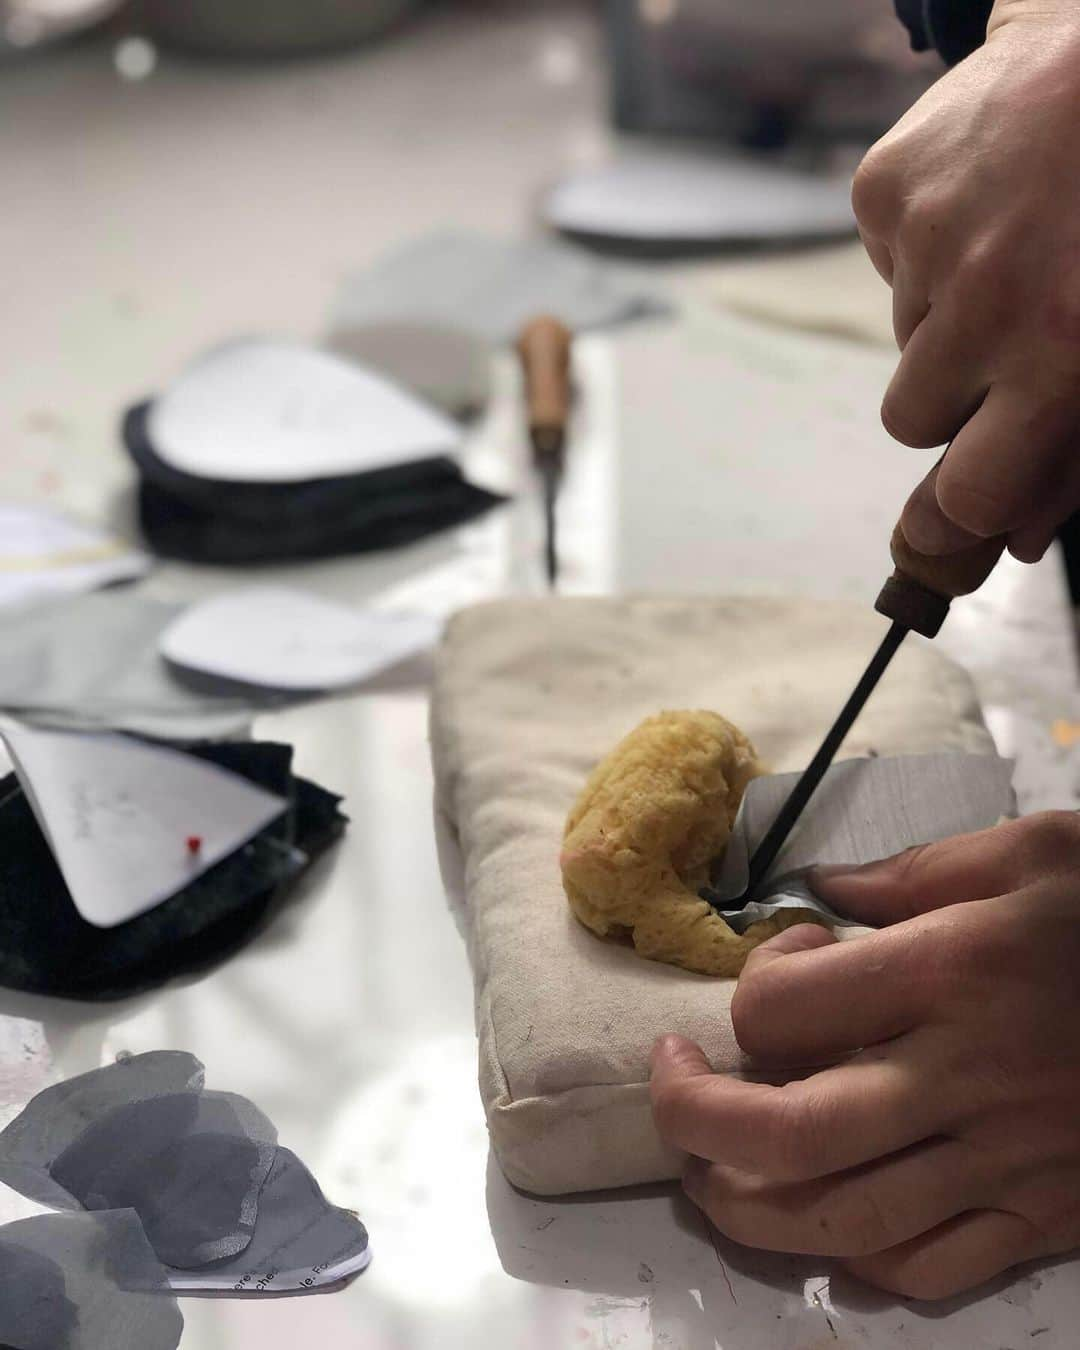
[708,515,1007,910]
[517,316,572,589]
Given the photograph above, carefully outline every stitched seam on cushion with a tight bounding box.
[482,991,514,1108]
[489,1079,652,1113]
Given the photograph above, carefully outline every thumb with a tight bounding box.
[650,1034,712,1082]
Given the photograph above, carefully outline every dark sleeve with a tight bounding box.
[894,0,995,65]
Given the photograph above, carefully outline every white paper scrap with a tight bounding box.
[147,339,462,483]
[161,587,440,691]
[0,504,150,609]
[0,718,288,929]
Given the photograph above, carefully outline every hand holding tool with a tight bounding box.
[712,523,1007,909]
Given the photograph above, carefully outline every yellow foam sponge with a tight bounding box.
[560,710,825,977]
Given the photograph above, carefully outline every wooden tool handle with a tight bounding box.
[876,524,1007,638]
[517,316,572,458]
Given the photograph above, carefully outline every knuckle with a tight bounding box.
[649,1079,687,1140]
[851,149,895,232]
[892,195,947,270]
[950,236,998,295]
[767,1086,834,1181]
[887,917,984,1006]
[921,917,985,994]
[730,971,772,1056]
[882,1261,958,1302]
[1021,810,1080,863]
[934,477,1013,538]
[885,842,935,891]
[832,1190,898,1259]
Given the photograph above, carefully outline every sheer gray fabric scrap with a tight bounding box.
[0,592,280,739]
[0,1052,205,1179]
[0,1162,80,1214]
[50,1091,277,1269]
[0,1210,183,1350]
[0,1052,370,1301]
[331,230,670,345]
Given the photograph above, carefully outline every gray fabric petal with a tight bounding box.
[170,1146,369,1293]
[0,1210,183,1350]
[49,1091,277,1269]
[0,592,274,739]
[330,230,669,345]
[0,1052,205,1176]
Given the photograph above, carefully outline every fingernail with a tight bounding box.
[901,509,958,556]
[651,1034,681,1065]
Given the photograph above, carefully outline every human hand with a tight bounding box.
[650,811,1080,1299]
[853,0,1080,565]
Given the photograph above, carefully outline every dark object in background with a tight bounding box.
[124,402,503,565]
[607,0,938,149]
[1060,512,1080,609]
[893,0,994,66]
[0,0,121,59]
[131,0,421,56]
[0,741,347,1000]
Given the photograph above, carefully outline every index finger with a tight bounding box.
[730,922,928,1066]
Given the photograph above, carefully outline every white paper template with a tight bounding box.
[0,718,287,928]
[147,339,462,482]
[546,150,855,244]
[160,587,440,691]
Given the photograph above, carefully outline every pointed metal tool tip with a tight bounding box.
[715,620,909,912]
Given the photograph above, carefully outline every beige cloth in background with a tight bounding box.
[430,597,995,1195]
[702,242,896,348]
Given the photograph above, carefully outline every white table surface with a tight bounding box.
[4,5,1080,1346]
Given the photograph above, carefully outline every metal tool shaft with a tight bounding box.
[540,459,559,589]
[741,619,908,903]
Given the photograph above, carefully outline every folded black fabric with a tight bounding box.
[893,0,992,64]
[0,741,347,1001]
[123,401,505,564]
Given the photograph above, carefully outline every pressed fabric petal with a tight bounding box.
[50,1091,277,1269]
[0,1053,205,1176]
[168,1146,369,1293]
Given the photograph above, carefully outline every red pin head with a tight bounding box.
[186,836,203,856]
